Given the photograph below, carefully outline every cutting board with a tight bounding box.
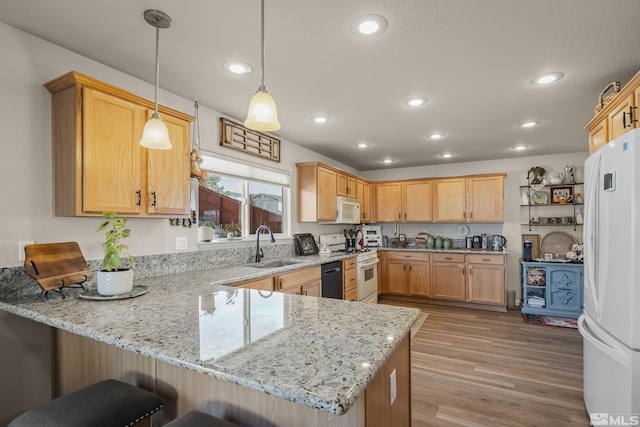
[23,242,92,293]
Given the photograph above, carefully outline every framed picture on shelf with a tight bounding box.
[551,186,573,204]
[293,233,319,256]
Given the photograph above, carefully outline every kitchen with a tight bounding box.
[1,1,639,426]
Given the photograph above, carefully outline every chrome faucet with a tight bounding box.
[255,225,276,262]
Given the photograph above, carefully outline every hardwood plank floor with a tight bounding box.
[380,297,590,426]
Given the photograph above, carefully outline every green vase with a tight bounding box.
[426,236,434,248]
[443,238,451,249]
[435,236,443,249]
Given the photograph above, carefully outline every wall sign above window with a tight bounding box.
[219,117,280,162]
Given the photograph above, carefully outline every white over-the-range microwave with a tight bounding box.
[320,196,360,224]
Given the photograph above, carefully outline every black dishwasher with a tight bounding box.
[321,261,343,299]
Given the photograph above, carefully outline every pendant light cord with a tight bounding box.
[259,0,266,90]
[153,23,160,117]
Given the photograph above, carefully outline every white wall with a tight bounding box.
[362,152,589,298]
[0,22,351,267]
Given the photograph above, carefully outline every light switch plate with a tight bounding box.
[18,241,35,262]
[176,237,188,251]
[389,368,397,406]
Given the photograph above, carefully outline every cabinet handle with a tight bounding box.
[136,190,141,206]
[303,290,308,296]
[469,212,473,219]
[363,212,367,219]
[151,191,157,207]
[444,257,452,260]
[482,258,491,261]
[404,213,407,219]
[463,212,467,219]
[469,266,473,275]
[623,106,637,128]
[461,267,465,276]
[409,265,412,271]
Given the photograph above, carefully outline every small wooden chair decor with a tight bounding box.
[23,242,92,299]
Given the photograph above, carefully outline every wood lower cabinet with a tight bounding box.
[431,253,467,301]
[234,276,274,291]
[467,255,506,305]
[385,252,430,297]
[384,251,506,309]
[343,258,358,301]
[45,71,193,217]
[275,266,321,296]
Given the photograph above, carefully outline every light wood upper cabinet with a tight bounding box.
[337,172,357,198]
[296,163,337,222]
[433,178,466,222]
[374,182,402,222]
[45,71,193,217]
[585,70,640,153]
[434,175,504,222]
[356,179,372,223]
[467,175,504,222]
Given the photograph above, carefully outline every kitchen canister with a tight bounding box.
[443,238,451,249]
[435,236,443,249]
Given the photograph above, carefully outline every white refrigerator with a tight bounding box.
[580,128,640,418]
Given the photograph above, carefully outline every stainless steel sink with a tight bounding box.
[248,259,303,269]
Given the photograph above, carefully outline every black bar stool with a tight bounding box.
[165,410,238,427]
[9,379,164,427]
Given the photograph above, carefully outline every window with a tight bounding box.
[198,155,289,240]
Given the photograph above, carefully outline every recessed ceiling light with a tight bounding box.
[512,144,530,151]
[381,158,395,164]
[309,115,330,124]
[427,132,445,140]
[404,97,428,107]
[222,60,252,75]
[519,120,540,128]
[356,143,370,149]
[350,14,387,37]
[530,72,564,86]
[439,152,454,158]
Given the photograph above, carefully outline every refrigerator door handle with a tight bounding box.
[584,152,602,319]
[578,315,629,367]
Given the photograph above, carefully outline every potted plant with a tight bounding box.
[96,211,135,296]
[223,222,241,239]
[198,221,216,242]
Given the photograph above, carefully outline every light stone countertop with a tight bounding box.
[379,247,508,255]
[0,257,421,416]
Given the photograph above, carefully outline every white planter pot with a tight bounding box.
[97,269,133,296]
[198,226,215,242]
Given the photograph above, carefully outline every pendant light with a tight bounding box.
[139,9,172,150]
[244,0,281,132]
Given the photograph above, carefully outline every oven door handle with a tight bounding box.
[358,259,379,269]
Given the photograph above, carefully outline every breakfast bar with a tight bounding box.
[0,266,421,426]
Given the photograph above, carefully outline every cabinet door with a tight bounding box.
[82,88,143,215]
[337,173,349,197]
[301,280,321,297]
[468,264,505,305]
[362,181,371,222]
[386,260,408,295]
[467,176,504,222]
[402,180,433,222]
[408,261,430,297]
[374,183,402,222]
[431,262,466,300]
[547,267,582,313]
[147,113,191,215]
[608,93,634,141]
[433,178,466,222]
[317,167,337,221]
[589,119,608,154]
[235,277,274,291]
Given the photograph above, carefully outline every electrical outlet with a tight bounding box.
[176,236,188,251]
[389,368,397,406]
[18,241,35,262]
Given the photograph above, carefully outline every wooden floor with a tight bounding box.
[380,297,590,426]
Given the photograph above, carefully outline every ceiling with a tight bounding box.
[1,0,639,171]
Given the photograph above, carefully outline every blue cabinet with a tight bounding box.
[521,261,583,318]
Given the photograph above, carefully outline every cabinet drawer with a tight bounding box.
[387,251,430,262]
[344,268,357,292]
[344,287,358,301]
[431,253,465,263]
[343,257,357,270]
[276,267,321,291]
[467,254,505,265]
[234,276,274,290]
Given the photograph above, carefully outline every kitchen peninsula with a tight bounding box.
[0,262,420,427]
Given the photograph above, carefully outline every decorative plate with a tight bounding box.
[540,232,575,259]
[456,225,470,237]
[532,191,548,204]
[78,285,148,301]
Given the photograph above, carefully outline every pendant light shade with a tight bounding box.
[244,0,280,131]
[140,9,172,150]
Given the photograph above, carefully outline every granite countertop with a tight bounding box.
[379,247,508,255]
[0,258,421,416]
